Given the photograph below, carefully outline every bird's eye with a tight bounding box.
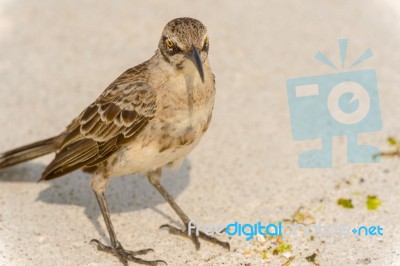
[165,38,174,49]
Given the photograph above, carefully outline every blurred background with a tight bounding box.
[0,0,399,265]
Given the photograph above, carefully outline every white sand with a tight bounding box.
[0,0,399,265]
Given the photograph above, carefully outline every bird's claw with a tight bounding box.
[90,239,166,266]
[160,224,230,251]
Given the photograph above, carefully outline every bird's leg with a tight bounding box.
[147,169,229,251]
[90,170,165,266]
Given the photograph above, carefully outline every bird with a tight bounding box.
[0,17,229,265]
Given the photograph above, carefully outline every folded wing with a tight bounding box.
[41,73,157,180]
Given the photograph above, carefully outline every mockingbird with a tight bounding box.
[0,17,229,265]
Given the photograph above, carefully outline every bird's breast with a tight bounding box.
[107,71,215,177]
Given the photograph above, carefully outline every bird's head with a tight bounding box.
[158,17,209,82]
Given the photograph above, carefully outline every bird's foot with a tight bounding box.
[91,239,166,266]
[160,224,230,251]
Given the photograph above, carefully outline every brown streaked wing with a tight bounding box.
[41,139,98,180]
[41,74,157,180]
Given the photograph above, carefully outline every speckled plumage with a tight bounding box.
[0,18,228,265]
[39,17,215,180]
[0,18,214,180]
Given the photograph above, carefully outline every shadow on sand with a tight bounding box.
[0,159,191,241]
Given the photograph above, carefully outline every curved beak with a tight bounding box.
[187,44,204,83]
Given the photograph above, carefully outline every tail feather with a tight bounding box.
[0,137,58,170]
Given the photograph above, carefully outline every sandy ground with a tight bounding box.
[0,0,400,265]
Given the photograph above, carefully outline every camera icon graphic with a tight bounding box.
[287,40,382,168]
